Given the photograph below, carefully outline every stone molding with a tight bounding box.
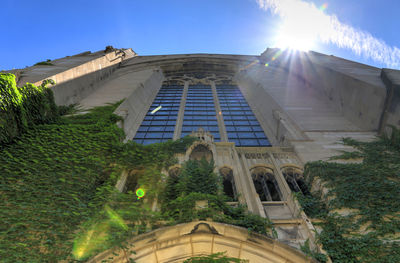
[87,221,317,263]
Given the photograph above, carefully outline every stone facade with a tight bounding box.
[18,47,400,262]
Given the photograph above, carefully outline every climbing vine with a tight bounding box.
[71,157,275,261]
[0,73,58,146]
[302,127,400,263]
[0,96,196,262]
[160,159,274,236]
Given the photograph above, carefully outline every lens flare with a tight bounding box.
[72,222,110,260]
[72,206,128,260]
[105,205,128,230]
[320,3,328,12]
[136,188,145,199]
[257,0,400,68]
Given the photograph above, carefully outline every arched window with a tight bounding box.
[189,144,213,162]
[219,167,237,201]
[282,167,309,195]
[123,171,138,193]
[251,167,282,201]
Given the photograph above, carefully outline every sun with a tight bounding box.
[273,18,317,51]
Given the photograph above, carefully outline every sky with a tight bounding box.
[1,0,399,70]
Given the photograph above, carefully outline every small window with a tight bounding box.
[282,167,310,195]
[251,167,282,201]
[220,167,237,201]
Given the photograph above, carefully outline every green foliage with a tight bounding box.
[300,239,327,263]
[294,191,328,219]
[0,103,122,262]
[161,159,275,236]
[183,252,249,263]
[34,59,54,66]
[0,73,59,146]
[58,103,78,116]
[303,127,400,263]
[176,158,220,196]
[0,81,274,261]
[0,100,197,262]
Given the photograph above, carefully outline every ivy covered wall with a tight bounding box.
[0,75,273,262]
[297,128,400,263]
[0,74,58,146]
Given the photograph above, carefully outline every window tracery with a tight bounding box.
[251,166,282,201]
[281,167,309,195]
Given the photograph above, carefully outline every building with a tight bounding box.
[9,47,400,262]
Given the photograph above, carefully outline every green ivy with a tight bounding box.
[160,158,275,236]
[34,59,54,66]
[303,127,400,263]
[300,239,328,263]
[0,73,58,146]
[294,191,328,219]
[71,157,275,261]
[0,75,276,262]
[0,96,198,262]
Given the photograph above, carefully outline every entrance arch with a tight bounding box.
[87,221,317,263]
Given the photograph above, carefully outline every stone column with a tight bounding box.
[173,81,189,140]
[211,81,228,142]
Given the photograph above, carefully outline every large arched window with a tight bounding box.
[281,167,309,195]
[219,167,237,201]
[189,144,213,162]
[251,166,282,201]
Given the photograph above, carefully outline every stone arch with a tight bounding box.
[249,163,275,171]
[281,165,309,195]
[87,221,317,263]
[219,166,237,201]
[250,166,282,201]
[188,142,214,162]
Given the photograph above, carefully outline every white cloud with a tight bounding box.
[257,0,400,68]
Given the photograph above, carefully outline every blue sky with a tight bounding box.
[1,0,399,70]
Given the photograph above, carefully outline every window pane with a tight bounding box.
[181,85,220,139]
[133,85,183,144]
[216,85,271,147]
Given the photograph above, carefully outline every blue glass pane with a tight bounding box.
[236,126,252,132]
[133,138,143,144]
[217,85,271,147]
[135,132,146,138]
[133,85,183,145]
[181,85,220,139]
[148,126,165,132]
[238,132,254,139]
[227,132,238,138]
[258,139,270,146]
[231,139,241,146]
[255,132,267,138]
[138,127,148,132]
[240,139,259,146]
[142,139,161,145]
